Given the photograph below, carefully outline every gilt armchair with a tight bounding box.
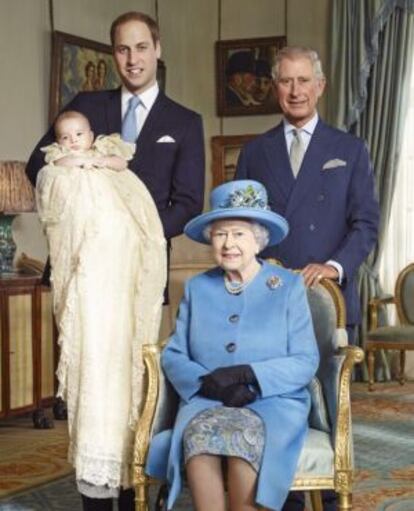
[132,278,364,511]
[366,262,414,391]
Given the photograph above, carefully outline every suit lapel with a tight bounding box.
[285,120,326,217]
[263,123,295,205]
[105,88,122,134]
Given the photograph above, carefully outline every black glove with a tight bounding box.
[201,365,257,392]
[199,378,223,401]
[221,383,257,407]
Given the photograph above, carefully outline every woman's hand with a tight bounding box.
[201,365,257,390]
[221,384,257,407]
[199,365,259,404]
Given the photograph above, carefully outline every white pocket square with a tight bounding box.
[157,135,176,143]
[322,159,347,170]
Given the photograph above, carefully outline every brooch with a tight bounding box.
[266,275,283,290]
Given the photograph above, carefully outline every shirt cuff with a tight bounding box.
[326,260,343,284]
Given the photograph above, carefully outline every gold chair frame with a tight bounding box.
[132,278,364,511]
[366,262,414,391]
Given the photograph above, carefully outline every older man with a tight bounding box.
[235,46,379,511]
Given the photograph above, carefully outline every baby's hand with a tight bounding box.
[96,155,128,172]
[54,155,95,169]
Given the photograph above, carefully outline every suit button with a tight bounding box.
[228,314,239,323]
[309,224,315,231]
[317,194,325,202]
[226,342,237,353]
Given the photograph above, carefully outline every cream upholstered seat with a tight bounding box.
[132,277,363,511]
[366,262,414,391]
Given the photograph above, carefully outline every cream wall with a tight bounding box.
[0,0,329,265]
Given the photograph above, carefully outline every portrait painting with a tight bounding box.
[211,134,257,186]
[49,31,166,123]
[215,36,286,117]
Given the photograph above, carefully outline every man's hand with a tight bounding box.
[301,263,339,287]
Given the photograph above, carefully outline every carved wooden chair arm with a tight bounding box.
[369,295,395,329]
[334,345,364,492]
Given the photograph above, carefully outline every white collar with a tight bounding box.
[283,113,319,136]
[121,82,159,111]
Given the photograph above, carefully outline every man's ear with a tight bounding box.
[156,42,162,59]
[317,77,326,98]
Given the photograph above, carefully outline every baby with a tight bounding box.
[36,110,167,500]
[45,110,129,171]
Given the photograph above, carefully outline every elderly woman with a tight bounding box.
[146,180,319,511]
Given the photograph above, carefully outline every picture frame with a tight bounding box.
[215,36,286,117]
[211,134,257,186]
[48,30,166,124]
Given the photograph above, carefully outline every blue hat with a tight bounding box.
[184,180,289,246]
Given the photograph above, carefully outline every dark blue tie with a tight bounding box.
[122,95,141,142]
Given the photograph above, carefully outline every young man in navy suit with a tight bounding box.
[26,12,205,511]
[27,11,205,253]
[235,46,379,511]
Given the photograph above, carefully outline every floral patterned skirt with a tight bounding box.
[183,406,265,472]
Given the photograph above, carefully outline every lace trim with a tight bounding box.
[69,444,133,489]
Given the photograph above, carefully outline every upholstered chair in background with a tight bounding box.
[366,262,414,391]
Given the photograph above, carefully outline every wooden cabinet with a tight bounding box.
[0,274,56,418]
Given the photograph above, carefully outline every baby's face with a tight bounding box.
[55,117,94,151]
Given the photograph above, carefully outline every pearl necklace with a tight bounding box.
[224,274,252,295]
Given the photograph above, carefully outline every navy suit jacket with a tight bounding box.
[235,119,379,325]
[26,88,205,241]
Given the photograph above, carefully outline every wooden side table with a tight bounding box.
[0,273,56,418]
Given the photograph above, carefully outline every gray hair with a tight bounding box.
[203,220,270,251]
[272,46,325,82]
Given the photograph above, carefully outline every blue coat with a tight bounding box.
[235,119,379,325]
[146,262,319,510]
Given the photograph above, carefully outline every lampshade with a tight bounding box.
[0,161,35,213]
[0,161,35,274]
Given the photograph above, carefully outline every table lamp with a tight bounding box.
[0,161,35,274]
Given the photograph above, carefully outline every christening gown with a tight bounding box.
[36,134,167,498]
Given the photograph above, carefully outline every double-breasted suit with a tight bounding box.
[26,88,205,241]
[235,119,379,326]
[146,262,319,511]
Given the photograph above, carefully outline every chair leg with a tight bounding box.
[399,350,406,385]
[134,470,149,511]
[338,492,352,510]
[368,349,375,391]
[310,490,323,511]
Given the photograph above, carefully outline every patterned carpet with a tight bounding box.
[351,382,414,511]
[0,416,71,499]
[0,382,413,510]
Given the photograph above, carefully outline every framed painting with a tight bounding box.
[211,134,257,187]
[215,36,286,117]
[48,31,166,123]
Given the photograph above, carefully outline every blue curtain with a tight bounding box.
[329,0,414,379]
